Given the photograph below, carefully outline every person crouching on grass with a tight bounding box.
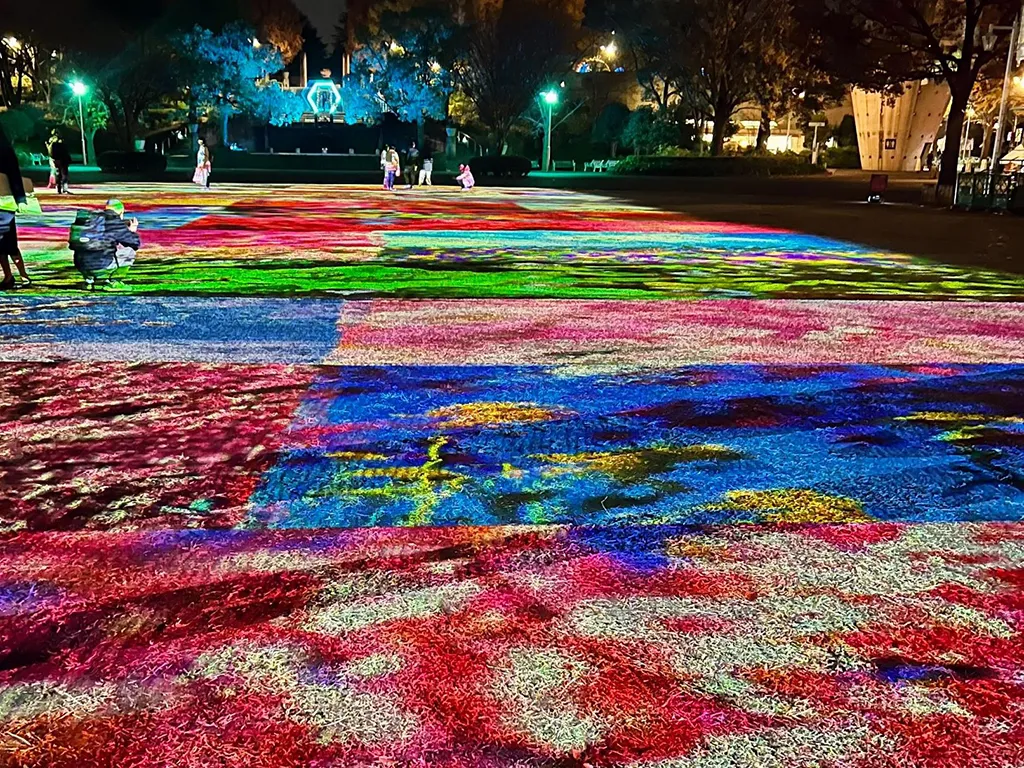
[456,164,475,190]
[69,199,141,291]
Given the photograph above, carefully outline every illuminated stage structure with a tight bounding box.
[1,185,1023,767]
[302,78,344,123]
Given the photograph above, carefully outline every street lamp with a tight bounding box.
[541,89,559,172]
[989,3,1023,169]
[70,80,89,166]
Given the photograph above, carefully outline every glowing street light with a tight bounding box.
[540,89,560,172]
[600,41,618,59]
[2,36,20,50]
[989,8,1022,168]
[70,81,89,165]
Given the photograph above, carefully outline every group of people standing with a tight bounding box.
[380,141,474,191]
[381,141,434,190]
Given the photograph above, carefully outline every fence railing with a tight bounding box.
[954,172,1024,212]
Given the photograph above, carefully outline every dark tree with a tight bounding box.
[80,39,179,150]
[244,0,305,64]
[592,101,631,157]
[750,1,844,152]
[459,0,578,153]
[621,105,681,154]
[611,0,788,155]
[797,0,1022,191]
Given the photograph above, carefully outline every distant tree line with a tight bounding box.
[3,0,1021,179]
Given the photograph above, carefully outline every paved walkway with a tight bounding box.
[1,185,1023,767]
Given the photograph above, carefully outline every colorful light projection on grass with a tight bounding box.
[249,364,1024,529]
[2,522,1023,767]
[10,187,1024,300]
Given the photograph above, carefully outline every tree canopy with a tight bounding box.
[796,0,1022,186]
[459,0,580,151]
[348,2,462,128]
[178,22,306,146]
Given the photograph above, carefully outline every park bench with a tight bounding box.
[552,160,576,172]
[583,159,619,172]
[30,153,48,167]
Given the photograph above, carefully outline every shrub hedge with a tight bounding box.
[468,155,532,178]
[821,146,861,169]
[611,154,826,177]
[97,151,168,174]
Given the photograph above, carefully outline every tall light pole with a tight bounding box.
[990,5,1023,170]
[71,81,89,165]
[541,89,558,172]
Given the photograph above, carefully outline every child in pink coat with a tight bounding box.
[456,164,475,190]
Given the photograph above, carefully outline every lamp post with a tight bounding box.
[71,80,89,166]
[541,89,558,172]
[990,4,1023,169]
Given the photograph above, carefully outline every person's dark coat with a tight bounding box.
[104,212,141,251]
[48,137,72,169]
[71,210,142,255]
[0,126,27,205]
[70,210,142,278]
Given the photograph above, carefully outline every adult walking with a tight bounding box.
[404,141,421,189]
[383,145,400,191]
[0,125,31,290]
[193,139,212,189]
[46,130,72,195]
[418,145,434,186]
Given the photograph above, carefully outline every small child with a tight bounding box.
[456,164,475,190]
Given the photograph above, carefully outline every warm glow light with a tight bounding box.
[3,36,20,49]
[601,41,618,58]
[252,37,261,48]
[71,81,88,97]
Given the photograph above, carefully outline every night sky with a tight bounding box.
[295,0,345,41]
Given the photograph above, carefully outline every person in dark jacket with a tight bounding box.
[46,131,72,194]
[69,199,141,291]
[0,124,29,290]
[403,141,421,189]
